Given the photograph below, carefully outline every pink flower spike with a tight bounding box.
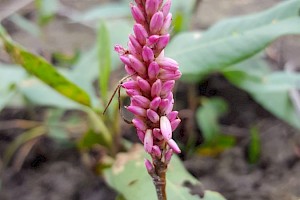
[153,128,164,140]
[171,118,181,131]
[161,13,172,34]
[132,118,147,131]
[137,76,151,93]
[127,106,146,117]
[126,89,141,96]
[114,45,126,55]
[157,57,179,71]
[152,145,161,157]
[160,116,172,140]
[150,96,161,110]
[150,11,164,34]
[137,129,145,142]
[161,0,172,17]
[144,129,153,153]
[122,80,138,89]
[164,149,173,164]
[145,0,160,17]
[161,80,175,97]
[147,109,160,123]
[167,111,178,121]
[151,79,162,98]
[130,4,145,24]
[133,24,148,45]
[156,34,170,50]
[142,46,154,63]
[148,61,160,80]
[147,35,160,46]
[131,95,150,108]
[144,158,153,173]
[167,139,181,153]
[128,55,146,75]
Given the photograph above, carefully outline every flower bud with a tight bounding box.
[145,0,160,17]
[130,4,146,24]
[150,96,161,110]
[150,11,164,34]
[148,61,160,79]
[160,116,172,140]
[167,111,178,121]
[161,80,175,97]
[144,129,153,153]
[161,0,171,17]
[137,76,151,93]
[125,65,136,75]
[151,79,162,97]
[147,35,160,46]
[167,139,181,153]
[171,118,181,131]
[114,44,126,55]
[159,69,182,81]
[161,13,172,34]
[157,57,179,71]
[132,95,150,108]
[132,118,147,131]
[144,158,153,173]
[126,89,141,96]
[133,24,148,45]
[164,149,173,164]
[129,55,146,75]
[152,145,162,157]
[142,46,154,63]
[127,105,147,117]
[153,128,164,140]
[147,109,160,123]
[156,34,170,51]
[122,80,138,90]
[137,129,145,142]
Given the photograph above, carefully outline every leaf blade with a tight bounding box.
[0,26,91,106]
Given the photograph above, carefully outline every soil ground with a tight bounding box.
[0,0,300,200]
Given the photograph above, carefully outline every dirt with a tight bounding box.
[1,0,300,200]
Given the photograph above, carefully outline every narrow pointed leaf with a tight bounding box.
[0,25,91,106]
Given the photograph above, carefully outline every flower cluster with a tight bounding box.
[115,0,181,170]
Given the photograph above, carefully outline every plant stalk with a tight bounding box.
[149,158,168,200]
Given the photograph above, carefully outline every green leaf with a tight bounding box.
[167,0,300,82]
[196,98,235,156]
[0,64,27,111]
[0,26,91,107]
[104,145,226,200]
[3,126,46,166]
[248,126,261,164]
[223,55,300,130]
[98,21,111,103]
[196,97,228,142]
